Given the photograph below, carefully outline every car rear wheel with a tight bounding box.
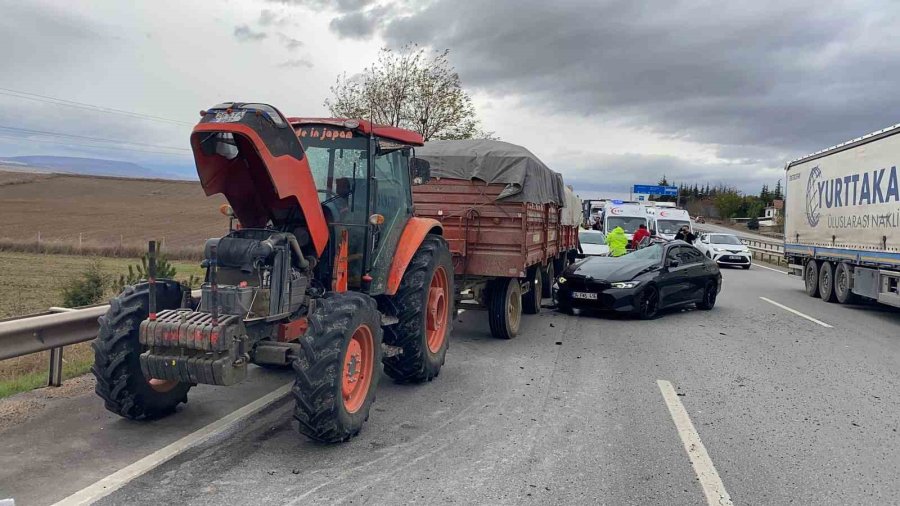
[804,260,820,298]
[696,281,717,310]
[635,285,659,320]
[834,262,858,305]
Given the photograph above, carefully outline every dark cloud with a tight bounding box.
[265,0,374,13]
[329,5,391,39]
[336,0,900,165]
[277,58,314,68]
[560,153,784,196]
[277,33,304,50]
[233,24,267,42]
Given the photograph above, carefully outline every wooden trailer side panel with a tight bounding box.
[413,179,568,279]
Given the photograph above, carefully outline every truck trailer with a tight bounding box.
[412,140,580,339]
[784,123,900,308]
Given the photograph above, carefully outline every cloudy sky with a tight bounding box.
[2,0,899,197]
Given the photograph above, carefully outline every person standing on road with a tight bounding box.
[632,223,650,249]
[607,226,627,257]
[674,225,696,243]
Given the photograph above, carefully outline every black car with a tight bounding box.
[556,241,722,319]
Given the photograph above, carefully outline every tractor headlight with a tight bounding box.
[610,281,640,289]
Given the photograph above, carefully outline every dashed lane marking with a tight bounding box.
[657,380,734,506]
[759,296,833,328]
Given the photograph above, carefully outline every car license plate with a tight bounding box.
[572,292,597,300]
[729,255,742,260]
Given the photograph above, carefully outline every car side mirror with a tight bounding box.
[667,259,680,268]
[410,157,431,185]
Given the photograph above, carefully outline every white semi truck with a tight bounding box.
[784,123,900,307]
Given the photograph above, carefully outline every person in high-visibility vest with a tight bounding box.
[607,226,627,257]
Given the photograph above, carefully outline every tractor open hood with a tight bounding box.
[190,103,328,257]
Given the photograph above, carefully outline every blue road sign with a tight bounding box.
[633,184,678,196]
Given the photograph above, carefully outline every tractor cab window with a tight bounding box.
[297,125,370,287]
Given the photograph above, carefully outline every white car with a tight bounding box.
[693,233,751,269]
[579,230,610,256]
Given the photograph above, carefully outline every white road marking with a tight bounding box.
[53,382,294,506]
[751,263,787,274]
[657,380,734,506]
[759,297,833,328]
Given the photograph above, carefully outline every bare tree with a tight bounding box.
[325,45,495,141]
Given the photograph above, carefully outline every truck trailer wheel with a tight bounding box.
[804,260,820,298]
[523,267,542,315]
[834,262,858,305]
[381,234,454,383]
[92,281,192,420]
[541,262,555,299]
[818,261,837,302]
[488,278,522,339]
[293,292,383,443]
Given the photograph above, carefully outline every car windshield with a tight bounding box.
[710,234,742,245]
[624,243,663,261]
[580,231,606,244]
[606,216,647,234]
[656,220,690,234]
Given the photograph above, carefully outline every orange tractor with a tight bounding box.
[91,103,454,442]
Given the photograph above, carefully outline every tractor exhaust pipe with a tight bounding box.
[148,240,157,321]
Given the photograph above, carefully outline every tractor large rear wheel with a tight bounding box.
[381,234,454,383]
[92,281,192,420]
[293,292,383,443]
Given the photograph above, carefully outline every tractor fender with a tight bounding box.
[384,217,443,296]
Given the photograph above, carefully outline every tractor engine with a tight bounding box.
[138,229,313,386]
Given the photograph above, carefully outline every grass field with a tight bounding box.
[0,170,226,253]
[0,170,222,398]
[0,251,204,398]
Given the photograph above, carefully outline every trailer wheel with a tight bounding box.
[804,260,820,298]
[293,292,382,443]
[818,261,837,303]
[523,267,542,315]
[92,281,192,420]
[381,234,454,383]
[834,262,858,305]
[541,262,555,299]
[488,278,522,339]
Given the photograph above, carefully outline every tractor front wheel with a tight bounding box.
[293,291,383,443]
[381,234,454,383]
[92,281,192,420]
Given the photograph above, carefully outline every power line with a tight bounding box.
[0,132,193,157]
[0,87,195,126]
[0,124,191,152]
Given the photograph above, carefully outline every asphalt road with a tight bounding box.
[2,263,899,505]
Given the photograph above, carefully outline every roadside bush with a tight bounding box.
[61,261,109,307]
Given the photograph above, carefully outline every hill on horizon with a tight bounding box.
[0,155,193,180]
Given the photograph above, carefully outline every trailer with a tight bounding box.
[412,140,580,339]
[784,122,900,308]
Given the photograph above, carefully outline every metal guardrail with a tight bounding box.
[0,290,201,387]
[743,237,786,266]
